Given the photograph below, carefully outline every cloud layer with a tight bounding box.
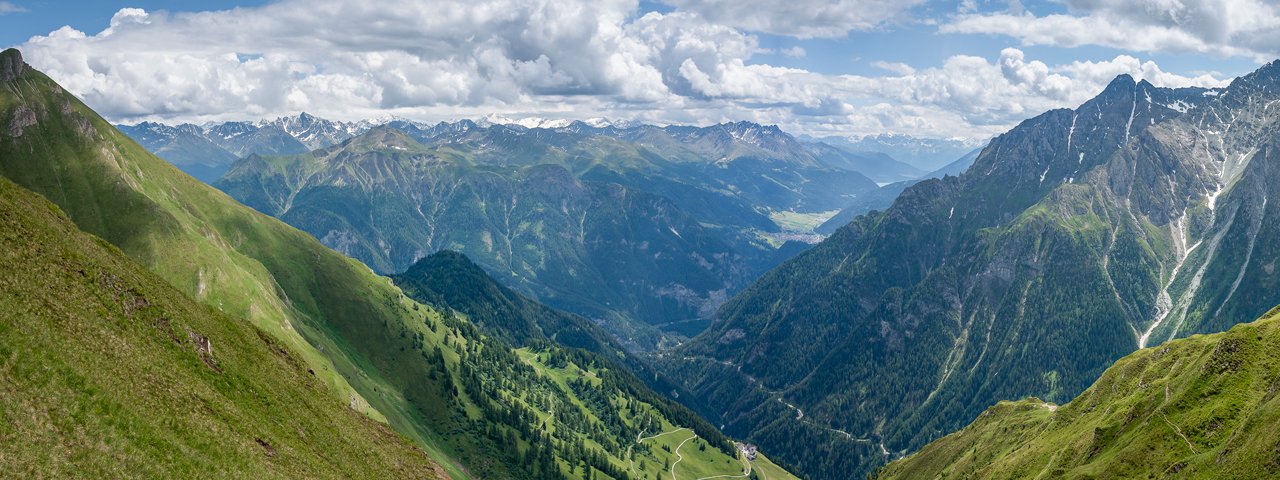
[659,0,923,39]
[14,0,1231,139]
[944,0,1280,61]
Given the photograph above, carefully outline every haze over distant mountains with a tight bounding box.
[121,114,971,184]
[121,112,979,349]
[802,133,988,172]
[815,147,985,234]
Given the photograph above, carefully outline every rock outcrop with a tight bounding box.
[0,48,27,82]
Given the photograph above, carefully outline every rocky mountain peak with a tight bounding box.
[1217,58,1280,99]
[1107,73,1136,88]
[716,121,793,147]
[1095,73,1138,101]
[0,48,28,82]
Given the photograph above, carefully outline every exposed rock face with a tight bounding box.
[0,49,27,82]
[6,106,36,137]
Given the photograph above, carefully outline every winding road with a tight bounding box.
[629,427,755,480]
[671,433,696,480]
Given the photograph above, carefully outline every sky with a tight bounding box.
[1,0,1275,140]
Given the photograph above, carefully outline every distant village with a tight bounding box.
[736,442,758,461]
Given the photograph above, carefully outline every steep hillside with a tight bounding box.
[2,47,791,479]
[0,175,441,478]
[0,46,477,478]
[880,306,1280,479]
[662,66,1280,478]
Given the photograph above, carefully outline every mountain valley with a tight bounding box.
[663,64,1280,478]
[106,60,1280,479]
[125,113,912,349]
[0,48,799,480]
[5,2,1280,478]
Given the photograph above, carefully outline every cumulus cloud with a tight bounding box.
[23,1,663,116]
[943,0,1280,60]
[12,0,1229,139]
[660,0,923,38]
[804,48,1231,138]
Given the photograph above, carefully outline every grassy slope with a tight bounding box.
[0,50,479,478]
[752,453,798,480]
[880,306,1280,479]
[1,49,370,414]
[0,176,441,478]
[0,51,794,480]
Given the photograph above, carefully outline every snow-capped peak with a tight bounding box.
[488,114,571,129]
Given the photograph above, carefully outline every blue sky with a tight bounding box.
[1,0,1273,139]
[0,1,268,45]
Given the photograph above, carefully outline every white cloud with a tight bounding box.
[0,1,25,14]
[781,46,806,58]
[13,0,1229,140]
[1057,55,1227,90]
[806,48,1230,139]
[660,0,924,38]
[942,0,1280,61]
[22,0,656,116]
[871,61,915,75]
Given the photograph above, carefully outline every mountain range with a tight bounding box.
[121,110,968,352]
[119,113,931,184]
[204,116,901,349]
[0,48,798,480]
[116,113,376,182]
[662,62,1280,478]
[14,36,1280,480]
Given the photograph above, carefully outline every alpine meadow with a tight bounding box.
[3,1,1279,479]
